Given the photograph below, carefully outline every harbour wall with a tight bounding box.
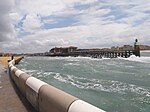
[8,58,106,112]
[49,40,140,58]
[49,48,140,58]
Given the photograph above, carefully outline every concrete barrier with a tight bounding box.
[38,84,77,112]
[10,66,18,83]
[8,59,106,112]
[18,73,31,96]
[26,77,47,111]
[68,100,106,112]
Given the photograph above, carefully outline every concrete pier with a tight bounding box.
[0,61,36,112]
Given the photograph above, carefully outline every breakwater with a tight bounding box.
[69,50,135,58]
[49,40,140,58]
[8,59,106,112]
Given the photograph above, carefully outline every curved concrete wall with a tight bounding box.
[8,59,106,112]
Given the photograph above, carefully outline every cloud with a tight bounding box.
[22,14,42,33]
[16,0,66,16]
[0,0,15,42]
[0,0,150,53]
[16,23,129,51]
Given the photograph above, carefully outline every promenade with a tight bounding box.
[0,57,37,112]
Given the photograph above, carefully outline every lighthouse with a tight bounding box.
[134,39,140,57]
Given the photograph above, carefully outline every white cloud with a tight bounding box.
[9,12,21,24]
[15,22,130,52]
[16,0,66,16]
[22,14,42,33]
[0,0,150,53]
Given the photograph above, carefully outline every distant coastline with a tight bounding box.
[0,44,150,56]
[139,45,150,51]
[140,50,150,52]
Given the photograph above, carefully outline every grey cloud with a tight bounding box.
[1,0,150,53]
[0,0,15,42]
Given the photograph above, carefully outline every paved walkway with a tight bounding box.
[0,65,37,112]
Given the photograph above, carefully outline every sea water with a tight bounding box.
[16,52,150,112]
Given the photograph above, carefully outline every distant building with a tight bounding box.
[50,46,78,55]
[122,45,134,50]
[48,41,146,57]
[111,46,120,51]
[139,45,150,50]
[67,46,78,52]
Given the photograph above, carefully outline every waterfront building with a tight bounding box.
[49,46,77,55]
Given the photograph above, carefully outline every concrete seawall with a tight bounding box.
[8,59,106,112]
[0,57,37,112]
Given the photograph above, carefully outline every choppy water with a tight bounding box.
[16,52,150,112]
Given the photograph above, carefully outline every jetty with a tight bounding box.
[49,39,140,58]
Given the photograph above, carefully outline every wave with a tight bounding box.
[53,73,150,96]
[41,56,110,62]
[118,55,150,63]
[68,54,150,64]
[64,63,80,66]
[21,69,38,75]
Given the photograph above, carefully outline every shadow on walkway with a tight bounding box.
[0,66,37,112]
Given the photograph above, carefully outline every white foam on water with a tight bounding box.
[64,63,80,66]
[20,69,38,76]
[53,56,110,61]
[119,55,150,63]
[77,56,110,61]
[43,72,55,77]
[21,69,37,73]
[46,55,150,64]
[39,71,61,79]
[53,74,150,96]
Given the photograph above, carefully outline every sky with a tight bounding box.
[0,0,150,53]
